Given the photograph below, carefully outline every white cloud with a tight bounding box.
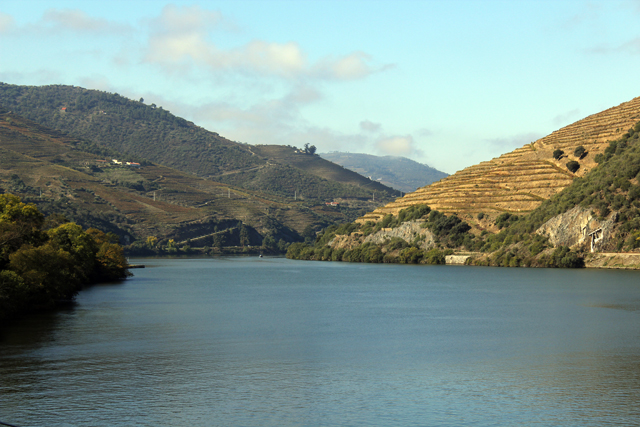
[483,132,542,151]
[588,38,640,55]
[142,5,386,81]
[416,128,433,137]
[0,12,16,33]
[39,8,133,35]
[375,135,423,157]
[360,120,381,132]
[152,4,224,33]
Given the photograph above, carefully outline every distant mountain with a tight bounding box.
[319,152,448,193]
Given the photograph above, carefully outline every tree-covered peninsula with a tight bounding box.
[0,194,130,322]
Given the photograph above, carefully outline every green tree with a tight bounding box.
[553,149,564,160]
[566,160,580,173]
[239,225,250,247]
[574,145,586,158]
[0,194,45,267]
[213,234,226,249]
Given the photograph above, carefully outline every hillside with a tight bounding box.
[287,119,640,268]
[0,82,397,203]
[359,96,640,227]
[320,152,448,193]
[0,108,387,252]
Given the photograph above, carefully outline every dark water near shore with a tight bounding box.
[2,257,640,426]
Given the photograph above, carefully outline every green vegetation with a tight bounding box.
[1,194,129,322]
[0,106,391,252]
[553,149,564,160]
[566,160,580,173]
[0,83,397,204]
[287,204,471,265]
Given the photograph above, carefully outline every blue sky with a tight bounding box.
[1,0,640,174]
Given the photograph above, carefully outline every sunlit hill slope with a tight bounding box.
[360,96,640,225]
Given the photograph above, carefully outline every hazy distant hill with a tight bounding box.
[0,83,397,203]
[320,152,448,193]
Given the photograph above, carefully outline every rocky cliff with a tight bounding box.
[536,206,618,252]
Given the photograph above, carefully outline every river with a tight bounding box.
[1,257,640,426]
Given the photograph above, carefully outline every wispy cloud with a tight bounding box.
[142,4,388,81]
[588,38,640,55]
[0,12,16,33]
[552,108,581,127]
[375,135,423,158]
[562,1,601,29]
[40,9,133,34]
[483,132,543,151]
[0,9,134,36]
[360,120,381,132]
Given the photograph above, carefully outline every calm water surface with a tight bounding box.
[1,257,640,426]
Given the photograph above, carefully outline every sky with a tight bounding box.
[1,0,640,174]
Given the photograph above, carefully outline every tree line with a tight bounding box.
[0,194,130,322]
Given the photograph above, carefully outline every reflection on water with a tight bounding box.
[1,258,640,426]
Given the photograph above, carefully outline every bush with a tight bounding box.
[553,149,564,160]
[566,160,580,173]
[574,146,586,158]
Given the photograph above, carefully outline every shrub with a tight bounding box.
[566,160,580,173]
[553,149,564,160]
[574,145,586,158]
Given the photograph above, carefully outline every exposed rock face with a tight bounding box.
[363,221,436,250]
[536,206,617,252]
[445,255,471,265]
[328,233,364,250]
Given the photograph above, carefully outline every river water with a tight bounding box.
[1,257,640,426]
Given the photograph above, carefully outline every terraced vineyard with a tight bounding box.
[359,96,640,224]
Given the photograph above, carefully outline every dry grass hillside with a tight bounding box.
[359,96,640,225]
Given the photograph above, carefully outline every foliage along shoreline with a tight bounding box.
[287,121,640,268]
[286,204,585,268]
[1,194,130,323]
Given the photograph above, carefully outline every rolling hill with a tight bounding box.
[0,83,397,203]
[0,107,388,252]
